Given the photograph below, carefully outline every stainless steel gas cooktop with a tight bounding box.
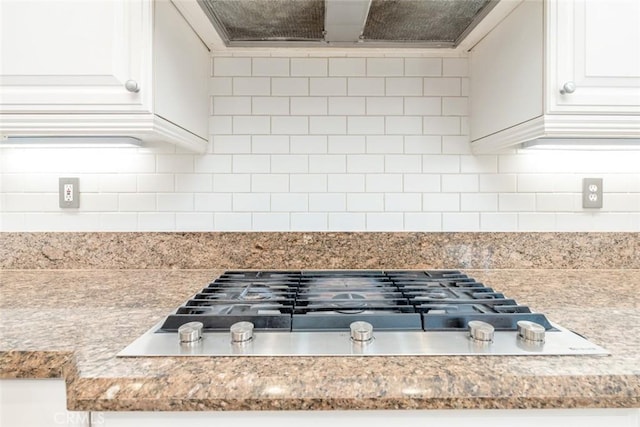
[119,270,609,357]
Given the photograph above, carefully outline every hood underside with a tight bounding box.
[197,0,498,48]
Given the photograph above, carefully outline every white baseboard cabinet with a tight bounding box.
[99,408,640,427]
[0,379,90,427]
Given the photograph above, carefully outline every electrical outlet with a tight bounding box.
[582,177,603,209]
[59,177,79,208]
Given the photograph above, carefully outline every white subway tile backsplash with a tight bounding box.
[291,58,327,76]
[480,213,518,231]
[195,193,232,212]
[233,193,270,211]
[309,155,346,173]
[232,155,271,173]
[271,193,308,212]
[252,97,289,115]
[404,174,441,192]
[443,212,479,231]
[422,155,460,173]
[405,213,442,231]
[348,78,385,96]
[366,97,403,115]
[291,97,328,115]
[195,154,232,174]
[176,213,214,231]
[214,212,252,230]
[423,193,459,211]
[310,78,347,96]
[367,58,403,76]
[366,136,403,154]
[290,174,327,192]
[366,212,404,231]
[328,212,365,231]
[213,96,251,115]
[310,116,347,135]
[348,116,385,135]
[309,193,346,212]
[271,155,309,173]
[442,58,468,77]
[460,155,498,173]
[366,174,403,192]
[233,116,271,134]
[329,58,366,76]
[386,78,422,96]
[156,155,193,173]
[347,155,385,173]
[291,213,328,230]
[536,194,578,212]
[3,53,637,233]
[213,174,251,192]
[272,78,308,96]
[251,174,289,193]
[442,174,479,192]
[271,116,308,135]
[461,193,498,212]
[214,57,251,76]
[385,193,421,212]
[480,174,517,193]
[175,174,213,193]
[404,58,442,77]
[137,174,175,192]
[99,213,138,231]
[404,97,441,116]
[328,135,366,153]
[328,174,365,192]
[252,58,289,76]
[290,136,328,154]
[119,194,156,212]
[423,78,460,96]
[252,213,290,230]
[347,193,384,212]
[499,194,536,211]
[232,77,270,95]
[157,193,193,211]
[329,97,366,115]
[442,97,468,116]
[404,136,441,154]
[385,117,422,135]
[251,136,289,154]
[385,155,422,173]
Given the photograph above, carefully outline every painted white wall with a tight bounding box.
[1,53,639,232]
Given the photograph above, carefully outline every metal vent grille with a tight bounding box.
[362,0,492,43]
[198,0,325,41]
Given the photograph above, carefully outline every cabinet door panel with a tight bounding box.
[550,0,640,113]
[0,0,151,113]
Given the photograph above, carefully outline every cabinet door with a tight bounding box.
[548,0,640,113]
[0,0,152,113]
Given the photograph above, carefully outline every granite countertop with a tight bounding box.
[1,269,639,411]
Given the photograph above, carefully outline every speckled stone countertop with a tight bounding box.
[1,269,638,411]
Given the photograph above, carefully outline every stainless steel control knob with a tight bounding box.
[559,81,576,94]
[517,320,546,343]
[230,321,254,343]
[125,79,140,93]
[350,321,373,342]
[178,321,203,344]
[468,320,495,342]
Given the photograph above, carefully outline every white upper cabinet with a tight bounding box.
[0,0,210,152]
[470,0,640,153]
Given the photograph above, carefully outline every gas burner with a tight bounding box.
[331,292,367,314]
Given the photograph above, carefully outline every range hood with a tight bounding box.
[195,0,499,48]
